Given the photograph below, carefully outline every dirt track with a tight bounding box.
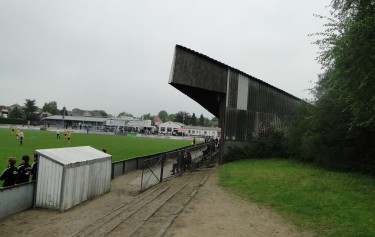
[0,167,314,237]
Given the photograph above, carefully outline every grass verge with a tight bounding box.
[219,159,375,237]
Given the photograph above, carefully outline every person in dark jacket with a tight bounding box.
[16,155,31,184]
[170,155,181,175]
[0,158,18,187]
[30,154,38,181]
[183,151,192,171]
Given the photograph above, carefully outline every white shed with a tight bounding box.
[34,146,111,211]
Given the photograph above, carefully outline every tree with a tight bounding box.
[211,117,219,127]
[118,111,133,117]
[313,0,375,129]
[8,107,24,119]
[42,101,59,115]
[60,107,68,117]
[199,114,205,126]
[158,110,168,122]
[174,111,191,125]
[93,110,108,117]
[191,113,197,126]
[291,0,375,174]
[24,99,38,121]
[168,113,176,122]
[204,118,211,127]
[142,113,153,120]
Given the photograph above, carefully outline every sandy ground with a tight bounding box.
[0,168,315,237]
[164,169,315,237]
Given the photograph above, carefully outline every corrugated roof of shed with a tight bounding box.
[35,146,111,166]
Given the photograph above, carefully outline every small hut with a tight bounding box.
[34,146,111,211]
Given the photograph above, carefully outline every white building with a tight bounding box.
[183,126,221,138]
[105,117,135,127]
[158,121,221,138]
[158,121,185,134]
[126,119,155,132]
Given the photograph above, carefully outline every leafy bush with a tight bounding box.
[223,146,249,163]
[249,127,288,158]
[223,126,288,163]
[0,118,27,125]
[287,98,375,175]
[290,0,375,175]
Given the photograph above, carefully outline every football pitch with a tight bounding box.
[0,127,191,185]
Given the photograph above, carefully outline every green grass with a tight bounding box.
[219,159,375,237]
[0,127,190,185]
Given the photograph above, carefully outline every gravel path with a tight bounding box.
[0,167,315,237]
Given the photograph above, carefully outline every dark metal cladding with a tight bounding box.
[169,45,302,161]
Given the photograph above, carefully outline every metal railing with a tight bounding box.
[140,142,220,191]
[111,142,213,179]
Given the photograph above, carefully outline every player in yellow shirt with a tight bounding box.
[67,132,72,143]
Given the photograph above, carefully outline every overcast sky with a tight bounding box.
[0,0,330,118]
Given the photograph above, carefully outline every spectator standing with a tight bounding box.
[0,158,18,187]
[31,154,38,181]
[183,151,192,171]
[171,154,182,175]
[19,130,24,145]
[56,129,60,139]
[16,155,31,184]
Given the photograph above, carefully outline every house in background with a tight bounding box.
[0,105,8,118]
[153,115,162,126]
[72,108,92,117]
[8,104,23,111]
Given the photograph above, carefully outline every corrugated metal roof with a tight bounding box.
[158,121,185,127]
[36,146,110,165]
[184,126,221,131]
[176,44,301,101]
[41,115,108,122]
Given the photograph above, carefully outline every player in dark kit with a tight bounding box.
[31,154,38,181]
[0,158,19,187]
[16,155,31,184]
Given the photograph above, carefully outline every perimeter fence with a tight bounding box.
[1,142,219,219]
[140,142,219,191]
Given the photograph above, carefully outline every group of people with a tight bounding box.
[171,151,192,175]
[11,127,25,145]
[0,154,38,188]
[56,129,72,142]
